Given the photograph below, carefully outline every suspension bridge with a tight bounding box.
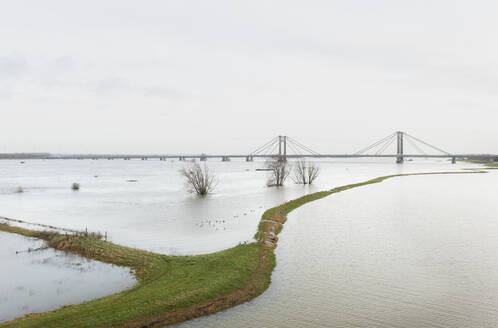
[44,131,497,163]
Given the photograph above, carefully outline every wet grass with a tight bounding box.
[0,223,267,328]
[466,159,498,168]
[0,170,486,327]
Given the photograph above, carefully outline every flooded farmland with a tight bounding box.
[1,158,496,325]
[0,231,135,322]
[175,169,498,328]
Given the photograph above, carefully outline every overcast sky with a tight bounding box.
[1,1,497,154]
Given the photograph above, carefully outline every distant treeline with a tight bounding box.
[0,153,51,159]
[469,156,498,162]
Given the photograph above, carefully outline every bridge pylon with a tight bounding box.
[355,131,453,163]
[248,135,320,160]
[396,131,404,164]
[278,135,287,162]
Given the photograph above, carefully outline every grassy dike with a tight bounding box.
[0,171,486,328]
[466,160,498,168]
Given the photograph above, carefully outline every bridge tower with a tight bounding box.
[396,131,404,164]
[278,135,287,162]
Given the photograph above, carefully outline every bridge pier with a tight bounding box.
[246,156,254,162]
[452,156,456,164]
[221,156,230,162]
[200,155,207,161]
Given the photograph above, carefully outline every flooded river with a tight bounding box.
[1,158,495,325]
[176,169,498,328]
[0,158,468,255]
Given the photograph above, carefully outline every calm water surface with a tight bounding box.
[0,231,135,322]
[0,158,468,254]
[0,158,488,324]
[176,170,498,328]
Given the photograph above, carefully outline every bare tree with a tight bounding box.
[180,162,216,195]
[265,157,290,187]
[293,159,307,184]
[307,161,320,184]
[292,159,320,184]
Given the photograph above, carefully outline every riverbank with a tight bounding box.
[0,170,486,327]
[467,160,498,168]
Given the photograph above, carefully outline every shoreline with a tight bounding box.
[0,170,487,327]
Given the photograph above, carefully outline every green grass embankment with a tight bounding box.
[0,170,486,328]
[465,159,498,168]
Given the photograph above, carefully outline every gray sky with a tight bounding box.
[1,0,497,154]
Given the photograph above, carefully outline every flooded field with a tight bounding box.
[0,231,135,322]
[175,170,498,328]
[0,158,468,255]
[1,158,492,324]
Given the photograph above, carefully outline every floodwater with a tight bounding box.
[0,158,470,255]
[0,158,492,324]
[0,231,135,322]
[175,169,498,328]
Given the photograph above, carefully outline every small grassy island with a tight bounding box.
[0,171,486,328]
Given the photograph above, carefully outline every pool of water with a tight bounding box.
[175,170,498,328]
[0,231,136,322]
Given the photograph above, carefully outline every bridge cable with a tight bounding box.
[286,142,304,157]
[250,137,279,156]
[403,133,452,156]
[258,138,280,156]
[286,140,306,156]
[355,133,396,155]
[404,135,427,156]
[264,140,281,157]
[376,134,397,155]
[286,137,321,156]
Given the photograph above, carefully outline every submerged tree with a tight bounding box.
[292,159,320,184]
[180,162,216,196]
[265,156,290,187]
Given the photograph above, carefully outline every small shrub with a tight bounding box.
[72,183,80,190]
[16,186,24,193]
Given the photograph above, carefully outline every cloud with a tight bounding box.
[0,85,14,100]
[94,76,133,97]
[143,86,183,99]
[0,53,27,76]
